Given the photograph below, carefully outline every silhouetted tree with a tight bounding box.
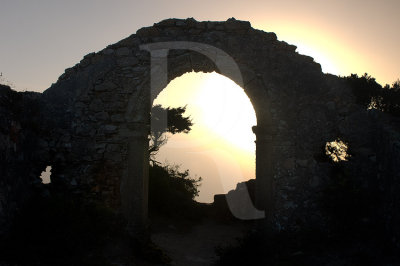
[345,73,400,116]
[149,105,193,161]
[148,105,201,217]
[345,73,382,106]
[381,80,400,115]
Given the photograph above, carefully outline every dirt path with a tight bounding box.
[151,219,251,266]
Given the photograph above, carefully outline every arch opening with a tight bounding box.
[151,71,257,204]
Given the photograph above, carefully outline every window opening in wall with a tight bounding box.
[40,166,52,184]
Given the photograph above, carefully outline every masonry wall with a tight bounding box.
[41,18,330,229]
[377,122,400,248]
[0,85,49,239]
[1,18,399,240]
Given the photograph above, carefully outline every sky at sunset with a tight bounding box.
[1,0,399,202]
[153,72,257,202]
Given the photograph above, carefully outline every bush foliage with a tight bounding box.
[345,73,400,116]
[148,163,202,218]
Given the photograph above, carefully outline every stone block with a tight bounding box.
[103,48,114,55]
[111,114,125,123]
[104,125,118,134]
[117,57,139,67]
[89,98,104,112]
[94,112,109,121]
[94,81,117,92]
[116,47,131,57]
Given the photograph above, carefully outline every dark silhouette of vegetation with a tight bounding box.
[0,194,117,265]
[216,230,327,266]
[149,163,202,218]
[149,104,193,161]
[0,192,172,265]
[148,104,202,218]
[215,228,400,266]
[0,84,44,134]
[345,73,400,116]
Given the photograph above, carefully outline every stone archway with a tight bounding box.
[42,18,337,233]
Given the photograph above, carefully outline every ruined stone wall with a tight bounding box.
[0,85,49,238]
[25,18,373,231]
[1,18,399,238]
[377,122,400,248]
[40,18,335,230]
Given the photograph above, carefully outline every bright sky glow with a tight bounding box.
[253,21,365,77]
[153,72,256,203]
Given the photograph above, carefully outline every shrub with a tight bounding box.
[0,194,117,265]
[148,163,202,218]
[345,73,400,116]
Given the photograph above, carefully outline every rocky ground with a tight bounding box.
[1,193,399,266]
[150,216,252,266]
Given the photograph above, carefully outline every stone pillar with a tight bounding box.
[120,125,149,236]
[254,125,275,223]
